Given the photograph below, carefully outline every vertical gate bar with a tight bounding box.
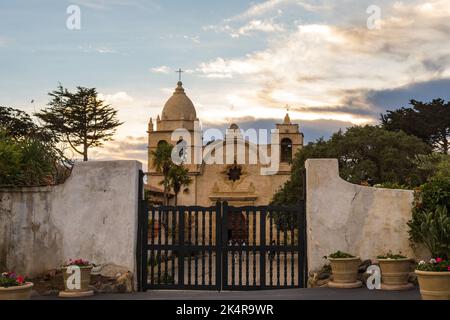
[284,209,288,286]
[209,209,213,286]
[194,209,199,286]
[269,209,273,286]
[245,209,249,287]
[165,208,169,285]
[150,208,155,286]
[217,202,224,291]
[231,209,235,287]
[260,207,266,289]
[157,209,162,284]
[142,201,149,291]
[238,210,243,287]
[300,202,307,288]
[188,210,192,286]
[178,207,185,289]
[291,210,295,286]
[297,204,303,288]
[172,207,176,286]
[221,202,228,290]
[276,209,281,287]
[201,209,206,286]
[252,208,256,286]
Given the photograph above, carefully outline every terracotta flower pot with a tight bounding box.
[329,257,361,284]
[0,282,34,300]
[415,270,450,300]
[62,266,93,292]
[379,258,411,285]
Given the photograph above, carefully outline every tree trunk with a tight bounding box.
[443,131,448,154]
[83,141,88,161]
[163,179,168,206]
[174,193,178,206]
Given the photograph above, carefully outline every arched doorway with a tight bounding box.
[227,211,248,244]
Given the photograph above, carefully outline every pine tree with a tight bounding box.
[35,85,123,161]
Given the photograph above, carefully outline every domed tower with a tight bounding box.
[158,81,198,131]
[148,81,201,173]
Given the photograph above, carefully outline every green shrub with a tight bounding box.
[377,252,408,259]
[0,131,62,187]
[408,206,450,258]
[325,251,356,259]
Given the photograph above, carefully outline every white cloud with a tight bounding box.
[90,136,148,168]
[236,19,285,37]
[228,0,331,21]
[99,91,134,106]
[151,66,171,74]
[79,45,116,54]
[196,0,450,124]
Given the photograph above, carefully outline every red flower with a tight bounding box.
[436,258,443,263]
[448,266,450,271]
[16,276,24,284]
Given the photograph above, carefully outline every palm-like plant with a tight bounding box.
[168,165,192,206]
[150,142,173,205]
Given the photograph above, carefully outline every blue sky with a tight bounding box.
[1,0,450,164]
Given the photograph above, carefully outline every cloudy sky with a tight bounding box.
[1,0,450,167]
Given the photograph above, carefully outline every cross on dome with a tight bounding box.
[175,68,184,82]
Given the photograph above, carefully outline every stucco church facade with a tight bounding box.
[147,81,304,206]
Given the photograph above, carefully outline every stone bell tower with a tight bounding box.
[276,113,304,172]
[147,81,202,174]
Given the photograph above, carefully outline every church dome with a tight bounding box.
[161,81,197,121]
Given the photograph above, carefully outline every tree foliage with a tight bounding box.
[168,164,192,206]
[0,130,66,186]
[381,99,450,154]
[150,142,193,206]
[0,106,71,187]
[35,85,123,161]
[151,142,174,206]
[272,125,431,205]
[0,106,52,142]
[408,165,450,258]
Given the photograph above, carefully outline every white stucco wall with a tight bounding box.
[0,161,141,283]
[306,159,415,272]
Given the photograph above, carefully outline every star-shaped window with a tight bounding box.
[227,164,242,182]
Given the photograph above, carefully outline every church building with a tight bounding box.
[147,81,304,206]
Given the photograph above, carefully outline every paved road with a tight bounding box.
[33,287,421,300]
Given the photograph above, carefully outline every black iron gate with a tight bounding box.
[137,174,307,291]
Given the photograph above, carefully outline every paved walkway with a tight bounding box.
[33,287,421,300]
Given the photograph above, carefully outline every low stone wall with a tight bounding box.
[0,161,141,287]
[305,159,416,272]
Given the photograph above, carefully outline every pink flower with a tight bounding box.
[16,276,24,284]
[448,266,450,271]
[436,258,443,263]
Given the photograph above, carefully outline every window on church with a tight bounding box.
[281,138,293,163]
[176,139,187,162]
[227,162,242,182]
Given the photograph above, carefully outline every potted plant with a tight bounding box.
[59,259,94,298]
[415,258,450,300]
[407,176,449,299]
[377,252,413,290]
[325,251,362,288]
[0,272,33,300]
